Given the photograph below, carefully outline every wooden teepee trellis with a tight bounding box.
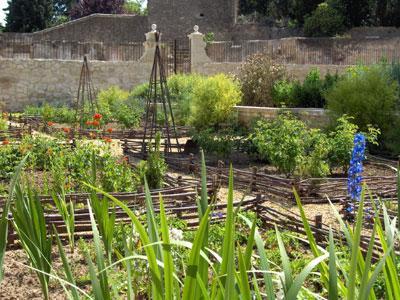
[141,29,181,156]
[75,56,98,129]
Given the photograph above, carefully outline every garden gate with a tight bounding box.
[161,38,191,77]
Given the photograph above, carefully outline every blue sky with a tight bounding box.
[0,0,6,26]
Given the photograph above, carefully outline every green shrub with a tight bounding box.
[130,75,206,126]
[272,80,296,107]
[238,53,287,107]
[191,128,238,158]
[304,2,345,37]
[272,70,339,108]
[130,82,149,100]
[98,86,130,107]
[326,66,399,154]
[0,144,22,179]
[251,112,331,177]
[251,113,378,177]
[167,74,204,125]
[203,32,215,45]
[299,129,331,177]
[190,74,241,131]
[97,86,144,128]
[0,116,7,131]
[136,133,167,189]
[291,69,325,107]
[328,115,379,172]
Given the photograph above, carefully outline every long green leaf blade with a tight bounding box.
[159,195,174,299]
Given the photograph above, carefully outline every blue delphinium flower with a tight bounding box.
[347,133,366,202]
[211,212,224,218]
[343,133,366,221]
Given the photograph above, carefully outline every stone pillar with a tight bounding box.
[139,24,158,63]
[188,25,212,73]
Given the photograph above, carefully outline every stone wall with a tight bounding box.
[0,59,152,111]
[235,106,329,127]
[148,0,235,40]
[32,14,149,42]
[229,24,302,41]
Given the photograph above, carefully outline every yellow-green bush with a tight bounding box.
[190,74,242,130]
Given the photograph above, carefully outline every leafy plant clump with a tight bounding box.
[24,86,144,129]
[0,135,138,193]
[273,69,340,108]
[191,128,241,158]
[24,103,76,124]
[251,113,379,177]
[136,132,167,189]
[97,86,144,128]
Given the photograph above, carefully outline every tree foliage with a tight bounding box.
[304,2,345,37]
[70,0,125,19]
[4,0,53,32]
[239,0,400,31]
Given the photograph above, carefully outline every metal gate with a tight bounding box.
[160,39,191,77]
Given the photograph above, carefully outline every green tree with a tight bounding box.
[348,0,373,26]
[385,0,400,26]
[376,0,388,24]
[124,0,148,15]
[70,0,125,19]
[239,0,269,15]
[289,0,323,24]
[304,2,345,37]
[5,0,53,32]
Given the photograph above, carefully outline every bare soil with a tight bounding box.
[0,247,89,300]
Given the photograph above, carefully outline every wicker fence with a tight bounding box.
[206,39,400,65]
[0,36,145,61]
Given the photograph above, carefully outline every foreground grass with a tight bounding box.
[0,153,399,299]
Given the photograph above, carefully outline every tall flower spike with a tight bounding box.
[347,133,366,202]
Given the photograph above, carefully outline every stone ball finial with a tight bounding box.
[193,25,199,33]
[151,24,157,32]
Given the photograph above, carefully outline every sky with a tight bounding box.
[0,0,6,26]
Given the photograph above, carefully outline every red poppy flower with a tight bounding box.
[47,121,55,127]
[106,128,113,133]
[92,120,100,127]
[63,127,71,133]
[86,121,93,126]
[2,140,10,145]
[93,113,103,120]
[103,138,112,143]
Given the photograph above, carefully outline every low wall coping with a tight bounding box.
[235,106,327,115]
